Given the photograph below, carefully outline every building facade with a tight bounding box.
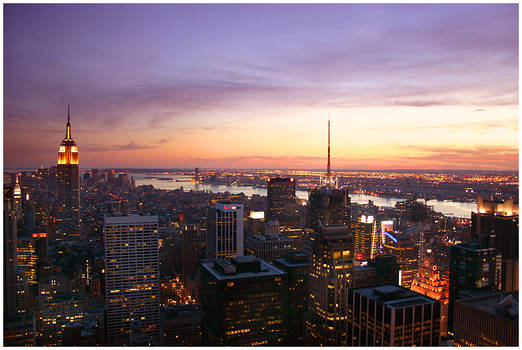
[266,177,300,228]
[382,233,418,288]
[207,202,244,261]
[453,291,518,346]
[246,233,294,263]
[347,285,441,346]
[273,251,310,345]
[448,236,499,335]
[200,256,288,346]
[352,215,379,261]
[104,215,160,345]
[305,224,352,346]
[410,256,450,336]
[471,196,519,291]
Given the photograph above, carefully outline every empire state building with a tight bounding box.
[56,106,80,240]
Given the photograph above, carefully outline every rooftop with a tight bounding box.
[457,291,518,320]
[202,257,286,281]
[353,285,438,309]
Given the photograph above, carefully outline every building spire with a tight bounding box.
[66,104,71,140]
[327,118,331,176]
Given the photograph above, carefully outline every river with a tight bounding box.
[130,173,476,218]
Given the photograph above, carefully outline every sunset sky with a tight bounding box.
[4,4,518,170]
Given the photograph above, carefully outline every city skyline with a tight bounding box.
[4,4,518,170]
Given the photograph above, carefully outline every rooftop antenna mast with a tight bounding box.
[327,116,331,177]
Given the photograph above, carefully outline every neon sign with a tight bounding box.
[223,205,236,210]
[384,231,398,243]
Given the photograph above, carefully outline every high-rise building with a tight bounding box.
[4,186,18,317]
[245,233,294,263]
[352,215,379,261]
[410,255,450,336]
[207,202,244,261]
[382,232,418,288]
[308,120,350,229]
[182,224,199,282]
[471,196,519,291]
[200,256,288,345]
[448,235,499,335]
[453,291,518,346]
[305,223,352,345]
[380,220,394,248]
[104,215,160,345]
[308,187,351,228]
[266,177,300,228]
[347,285,441,346]
[273,251,310,345]
[17,237,38,286]
[56,106,80,240]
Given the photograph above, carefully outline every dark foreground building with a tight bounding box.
[453,291,518,346]
[273,251,310,345]
[347,285,441,346]
[200,256,288,345]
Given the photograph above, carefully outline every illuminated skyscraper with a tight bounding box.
[308,120,350,229]
[207,202,244,261]
[305,224,352,345]
[352,215,379,261]
[471,196,519,291]
[104,215,160,345]
[56,106,80,240]
[410,254,450,336]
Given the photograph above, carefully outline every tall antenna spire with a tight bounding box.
[65,104,71,140]
[327,118,331,176]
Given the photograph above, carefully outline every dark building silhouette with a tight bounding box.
[200,256,288,346]
[266,177,300,228]
[3,314,35,346]
[368,254,400,286]
[56,106,80,240]
[4,186,18,317]
[182,224,199,282]
[448,235,499,335]
[308,187,351,229]
[161,305,202,345]
[347,285,441,346]
[273,251,310,345]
